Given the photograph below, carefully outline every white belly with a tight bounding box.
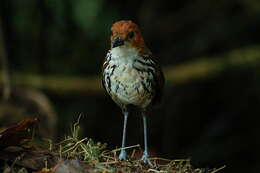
[103,46,154,108]
[109,64,153,108]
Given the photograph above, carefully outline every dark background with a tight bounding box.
[1,0,260,172]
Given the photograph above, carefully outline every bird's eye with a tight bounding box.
[128,32,134,39]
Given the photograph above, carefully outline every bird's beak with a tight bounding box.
[112,36,124,48]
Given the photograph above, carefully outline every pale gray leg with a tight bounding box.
[119,111,128,160]
[141,114,153,167]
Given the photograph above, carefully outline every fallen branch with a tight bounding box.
[0,45,259,95]
[0,17,11,100]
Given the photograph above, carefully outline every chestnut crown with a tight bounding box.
[110,20,145,50]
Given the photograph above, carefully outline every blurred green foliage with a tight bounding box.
[1,0,260,173]
[1,0,118,74]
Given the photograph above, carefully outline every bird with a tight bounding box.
[102,20,164,166]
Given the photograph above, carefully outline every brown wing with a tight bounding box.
[151,57,165,106]
[142,49,165,106]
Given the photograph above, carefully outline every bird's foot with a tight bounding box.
[119,149,127,160]
[141,152,154,167]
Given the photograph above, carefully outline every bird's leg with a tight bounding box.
[119,111,128,160]
[141,113,153,167]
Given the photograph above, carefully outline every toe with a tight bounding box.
[119,150,127,160]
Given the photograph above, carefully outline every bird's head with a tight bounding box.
[110,20,146,51]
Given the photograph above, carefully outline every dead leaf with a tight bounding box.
[0,119,39,148]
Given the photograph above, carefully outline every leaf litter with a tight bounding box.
[0,117,225,173]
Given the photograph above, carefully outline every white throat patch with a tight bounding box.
[110,45,139,61]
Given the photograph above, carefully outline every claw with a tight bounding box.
[119,149,127,160]
[141,151,154,167]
